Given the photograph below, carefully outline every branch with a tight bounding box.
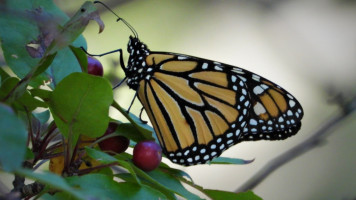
[236,94,356,192]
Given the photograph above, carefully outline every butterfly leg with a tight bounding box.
[80,47,126,73]
[126,91,137,114]
[139,107,148,124]
[113,77,127,89]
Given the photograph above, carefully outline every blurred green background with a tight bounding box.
[3,0,356,199]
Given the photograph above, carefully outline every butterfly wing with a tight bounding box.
[235,70,303,141]
[136,52,303,166]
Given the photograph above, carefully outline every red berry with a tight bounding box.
[133,141,162,172]
[87,56,103,76]
[98,122,129,155]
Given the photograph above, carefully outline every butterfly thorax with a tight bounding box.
[125,36,151,90]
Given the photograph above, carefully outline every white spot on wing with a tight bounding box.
[261,84,269,89]
[278,117,284,122]
[250,119,257,126]
[254,102,266,115]
[235,129,240,136]
[214,66,223,71]
[178,56,187,60]
[238,75,247,82]
[252,74,260,81]
[202,63,208,69]
[287,110,293,116]
[240,96,245,102]
[253,86,264,95]
[289,100,296,108]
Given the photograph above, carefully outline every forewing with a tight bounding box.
[137,52,303,166]
[137,52,250,165]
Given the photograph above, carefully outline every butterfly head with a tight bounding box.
[125,36,151,90]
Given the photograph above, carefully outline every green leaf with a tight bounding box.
[118,164,203,200]
[112,101,154,141]
[0,52,56,103]
[25,147,35,160]
[159,165,194,183]
[66,174,166,200]
[69,46,88,73]
[85,147,141,185]
[0,104,27,171]
[0,0,46,82]
[32,53,58,79]
[117,173,176,200]
[50,72,113,143]
[0,67,10,84]
[209,157,254,165]
[0,77,20,102]
[0,77,47,111]
[30,88,52,102]
[0,0,103,89]
[15,168,85,199]
[41,192,77,200]
[48,45,81,87]
[44,1,104,56]
[145,170,203,200]
[116,123,152,143]
[85,147,117,164]
[33,110,50,124]
[203,190,262,200]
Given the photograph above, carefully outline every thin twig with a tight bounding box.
[236,95,356,192]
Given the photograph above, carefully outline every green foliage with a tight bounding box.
[209,157,254,165]
[203,190,262,200]
[66,174,166,200]
[0,0,86,87]
[16,168,85,199]
[0,104,27,171]
[49,72,113,143]
[0,0,261,199]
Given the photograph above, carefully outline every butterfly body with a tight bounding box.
[122,36,303,166]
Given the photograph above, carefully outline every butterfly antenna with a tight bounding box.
[93,1,138,38]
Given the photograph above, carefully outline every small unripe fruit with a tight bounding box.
[98,122,130,155]
[133,141,162,172]
[87,56,103,76]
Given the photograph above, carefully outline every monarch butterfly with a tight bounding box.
[91,2,304,166]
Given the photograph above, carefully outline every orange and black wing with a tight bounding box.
[137,52,303,166]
